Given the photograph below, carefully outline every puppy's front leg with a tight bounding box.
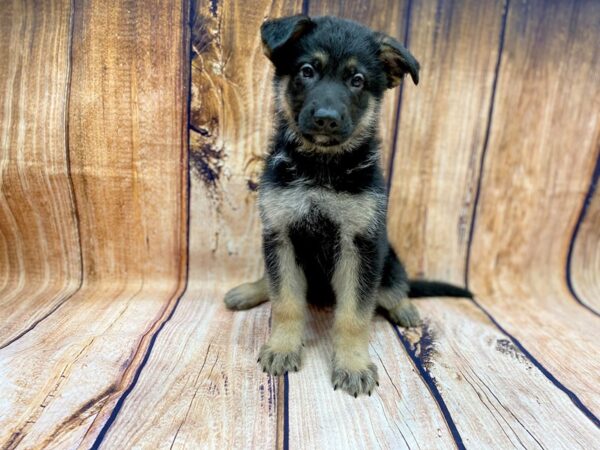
[258,231,307,375]
[331,237,380,397]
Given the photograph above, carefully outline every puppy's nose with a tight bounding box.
[313,107,341,131]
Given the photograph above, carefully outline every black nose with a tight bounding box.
[313,107,341,131]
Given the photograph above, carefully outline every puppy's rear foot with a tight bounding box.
[224,277,269,310]
[388,298,421,328]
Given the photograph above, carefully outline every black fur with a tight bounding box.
[380,245,409,290]
[289,210,339,307]
[408,281,474,299]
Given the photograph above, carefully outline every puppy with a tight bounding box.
[224,15,472,397]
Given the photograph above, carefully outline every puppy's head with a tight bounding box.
[261,15,419,152]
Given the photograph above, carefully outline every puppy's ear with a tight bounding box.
[374,33,420,87]
[261,15,313,62]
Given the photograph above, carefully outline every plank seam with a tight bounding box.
[64,0,85,296]
[385,0,414,195]
[464,0,510,287]
[392,324,466,449]
[283,373,290,450]
[565,146,600,316]
[90,0,193,445]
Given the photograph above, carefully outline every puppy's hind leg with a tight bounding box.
[378,288,421,328]
[224,276,269,310]
[377,246,421,328]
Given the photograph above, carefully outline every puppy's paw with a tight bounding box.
[257,344,302,376]
[224,280,268,310]
[389,299,421,328]
[332,361,379,398]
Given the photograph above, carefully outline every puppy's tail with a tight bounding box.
[408,280,473,299]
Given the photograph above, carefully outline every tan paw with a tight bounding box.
[224,280,268,310]
[332,361,379,397]
[257,344,302,376]
[389,299,421,328]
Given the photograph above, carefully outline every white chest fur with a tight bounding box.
[259,182,386,239]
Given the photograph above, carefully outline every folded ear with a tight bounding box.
[261,15,313,62]
[374,33,420,87]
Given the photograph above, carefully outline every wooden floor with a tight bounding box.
[2,0,600,449]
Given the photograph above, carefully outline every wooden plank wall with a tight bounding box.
[0,0,188,448]
[467,0,600,417]
[1,0,599,448]
[0,0,81,347]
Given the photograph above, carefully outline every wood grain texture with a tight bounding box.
[387,0,505,283]
[570,158,600,314]
[410,299,600,448]
[97,287,277,449]
[468,0,600,415]
[308,0,410,177]
[0,0,188,448]
[0,0,81,346]
[2,0,600,447]
[0,284,181,449]
[68,0,188,284]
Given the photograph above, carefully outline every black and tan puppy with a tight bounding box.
[225,15,472,397]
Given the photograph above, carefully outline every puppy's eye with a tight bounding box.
[300,64,315,78]
[350,73,364,88]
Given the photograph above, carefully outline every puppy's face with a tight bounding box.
[261,15,419,152]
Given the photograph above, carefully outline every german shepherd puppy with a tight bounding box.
[224,15,472,397]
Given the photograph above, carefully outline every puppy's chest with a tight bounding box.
[259,183,382,237]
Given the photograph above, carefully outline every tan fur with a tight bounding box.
[224,277,269,310]
[377,286,421,327]
[313,51,328,68]
[261,40,272,59]
[376,284,407,310]
[259,178,386,236]
[332,309,373,371]
[258,237,307,374]
[378,37,407,88]
[344,56,359,71]
[274,75,296,127]
[269,237,307,348]
[330,238,379,395]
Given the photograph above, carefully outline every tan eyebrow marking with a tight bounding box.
[313,51,329,67]
[344,56,359,71]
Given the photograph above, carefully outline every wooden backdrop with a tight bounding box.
[1,0,599,448]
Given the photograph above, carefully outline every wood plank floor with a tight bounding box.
[1,0,600,448]
[4,286,598,448]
